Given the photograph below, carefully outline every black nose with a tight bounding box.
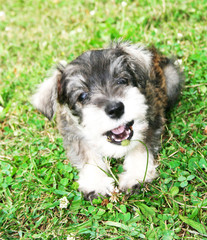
[105,101,124,119]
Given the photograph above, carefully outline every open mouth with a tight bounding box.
[105,120,134,145]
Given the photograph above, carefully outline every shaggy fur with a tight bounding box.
[32,42,183,200]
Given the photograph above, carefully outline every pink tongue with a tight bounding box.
[111,125,125,135]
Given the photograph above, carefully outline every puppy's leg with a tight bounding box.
[78,153,115,200]
[119,144,158,192]
[57,111,115,200]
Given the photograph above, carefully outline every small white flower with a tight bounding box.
[177,33,183,38]
[90,10,95,16]
[59,196,69,209]
[109,187,121,203]
[67,233,76,240]
[77,27,82,33]
[5,26,11,32]
[0,11,6,21]
[0,106,3,112]
[121,1,127,7]
[42,41,47,48]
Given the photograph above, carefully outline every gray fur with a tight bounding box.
[164,63,183,107]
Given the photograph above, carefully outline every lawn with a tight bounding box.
[0,0,206,239]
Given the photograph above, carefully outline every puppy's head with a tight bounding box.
[32,42,152,157]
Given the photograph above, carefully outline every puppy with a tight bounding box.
[32,42,183,200]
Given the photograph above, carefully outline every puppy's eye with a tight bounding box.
[117,78,128,85]
[78,92,88,103]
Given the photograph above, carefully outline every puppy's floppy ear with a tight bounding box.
[31,61,67,120]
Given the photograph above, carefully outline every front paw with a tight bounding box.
[119,172,141,192]
[78,166,115,199]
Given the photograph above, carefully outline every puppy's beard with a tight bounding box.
[81,87,148,158]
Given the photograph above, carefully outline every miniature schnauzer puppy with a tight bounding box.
[32,42,182,200]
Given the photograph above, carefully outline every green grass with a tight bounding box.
[0,0,206,239]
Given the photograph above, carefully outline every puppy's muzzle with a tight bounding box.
[105,101,124,119]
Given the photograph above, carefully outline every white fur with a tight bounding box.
[77,153,115,196]
[119,143,158,191]
[31,70,58,110]
[31,60,67,119]
[81,86,148,158]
